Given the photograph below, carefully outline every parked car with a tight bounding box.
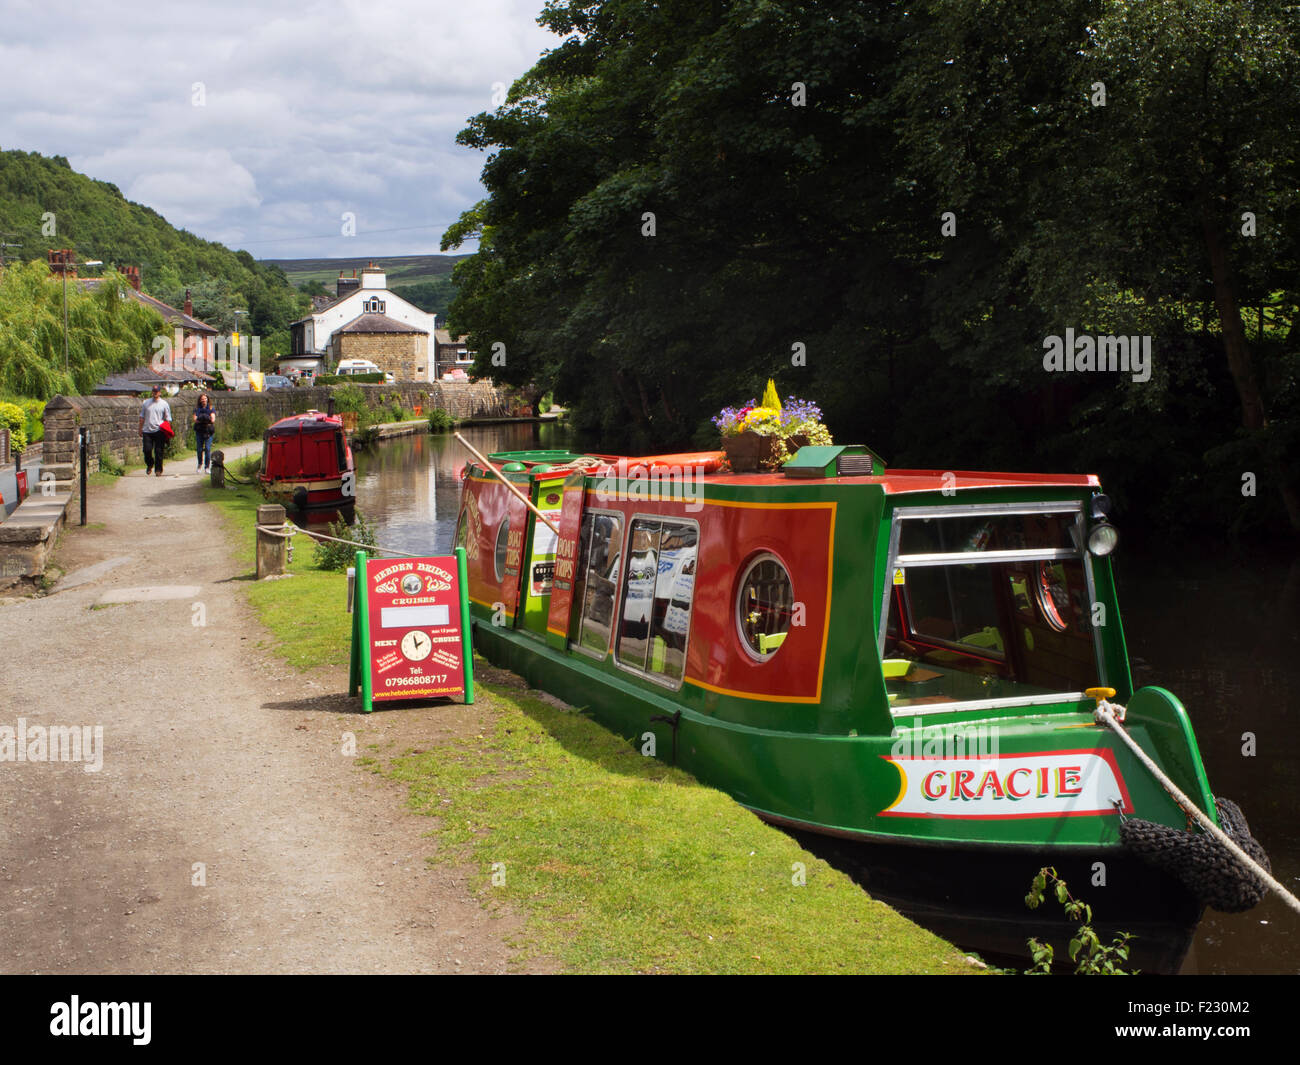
[263,375,293,389]
[336,359,383,377]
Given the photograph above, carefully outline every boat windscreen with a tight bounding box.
[881,505,1101,713]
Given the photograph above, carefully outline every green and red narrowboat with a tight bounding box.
[453,443,1269,971]
[259,411,356,523]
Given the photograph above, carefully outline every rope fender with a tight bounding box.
[1119,797,1271,913]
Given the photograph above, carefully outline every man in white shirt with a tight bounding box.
[138,384,173,476]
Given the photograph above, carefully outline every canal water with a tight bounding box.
[354,425,1299,974]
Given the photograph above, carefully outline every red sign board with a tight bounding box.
[356,554,472,708]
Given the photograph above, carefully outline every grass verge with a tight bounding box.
[380,677,975,974]
[201,482,976,975]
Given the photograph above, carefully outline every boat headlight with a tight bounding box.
[1087,521,1119,556]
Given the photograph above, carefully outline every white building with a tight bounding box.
[289,263,438,381]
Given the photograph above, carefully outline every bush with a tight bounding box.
[97,446,125,476]
[0,400,27,452]
[316,373,384,385]
[332,384,367,414]
[313,509,377,571]
[428,408,453,433]
[215,405,270,444]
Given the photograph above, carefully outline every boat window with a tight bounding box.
[736,554,794,660]
[881,505,1100,714]
[572,511,624,657]
[614,518,698,685]
[898,511,1079,558]
[494,517,510,583]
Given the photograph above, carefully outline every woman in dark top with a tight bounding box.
[193,393,216,473]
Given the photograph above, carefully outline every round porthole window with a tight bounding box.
[736,553,794,660]
[494,517,510,582]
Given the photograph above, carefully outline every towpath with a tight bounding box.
[0,449,544,974]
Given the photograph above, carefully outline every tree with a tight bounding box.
[0,260,165,398]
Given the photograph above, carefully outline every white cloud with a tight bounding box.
[0,0,556,258]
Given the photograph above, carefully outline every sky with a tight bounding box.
[0,0,558,260]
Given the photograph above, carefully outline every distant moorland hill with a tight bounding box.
[265,254,470,317]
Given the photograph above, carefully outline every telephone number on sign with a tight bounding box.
[384,674,449,687]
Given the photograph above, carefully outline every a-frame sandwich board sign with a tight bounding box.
[350,547,474,713]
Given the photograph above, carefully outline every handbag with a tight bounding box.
[159,420,175,439]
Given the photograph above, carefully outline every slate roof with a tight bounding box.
[337,313,426,335]
[95,365,217,394]
[78,279,217,334]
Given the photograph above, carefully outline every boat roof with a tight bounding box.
[266,411,344,435]
[478,449,1099,494]
[721,469,1100,493]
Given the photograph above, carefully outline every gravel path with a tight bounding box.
[0,452,544,974]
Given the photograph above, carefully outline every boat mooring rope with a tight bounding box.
[255,522,419,558]
[1095,699,1300,916]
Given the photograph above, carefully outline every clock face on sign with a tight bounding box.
[400,630,432,662]
[401,574,423,595]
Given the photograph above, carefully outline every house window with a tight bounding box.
[455,349,473,363]
[363,298,386,314]
[614,517,698,686]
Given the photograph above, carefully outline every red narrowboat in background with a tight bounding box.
[259,411,356,523]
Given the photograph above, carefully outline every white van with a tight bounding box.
[335,359,383,377]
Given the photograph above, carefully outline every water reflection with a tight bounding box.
[1117,551,1300,974]
[352,422,572,557]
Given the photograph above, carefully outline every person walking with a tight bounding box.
[193,393,216,473]
[139,384,173,477]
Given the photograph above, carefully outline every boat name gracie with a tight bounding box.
[880,751,1129,818]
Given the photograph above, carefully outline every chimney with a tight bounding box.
[48,248,76,277]
[184,289,193,317]
[336,271,361,298]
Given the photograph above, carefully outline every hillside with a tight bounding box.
[265,254,469,288]
[266,254,469,317]
[0,149,307,351]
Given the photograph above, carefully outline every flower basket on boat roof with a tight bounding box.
[712,382,830,472]
[722,431,811,473]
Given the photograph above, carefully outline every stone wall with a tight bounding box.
[331,332,431,382]
[42,380,513,473]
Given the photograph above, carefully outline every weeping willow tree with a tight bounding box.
[0,260,165,399]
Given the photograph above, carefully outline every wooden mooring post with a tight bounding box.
[256,503,287,579]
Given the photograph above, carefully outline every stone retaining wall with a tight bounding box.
[42,381,512,473]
